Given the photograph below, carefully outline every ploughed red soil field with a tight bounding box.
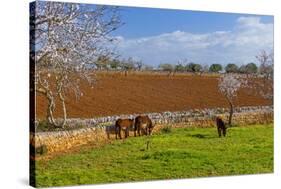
[36,72,271,119]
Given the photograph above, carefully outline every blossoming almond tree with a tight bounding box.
[243,50,273,104]
[30,1,122,128]
[255,50,274,102]
[218,74,246,126]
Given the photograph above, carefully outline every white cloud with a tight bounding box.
[113,16,273,66]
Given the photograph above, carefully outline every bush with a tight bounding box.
[209,64,223,73]
[36,145,48,155]
[245,63,258,74]
[158,63,174,72]
[36,120,52,132]
[161,125,172,133]
[239,63,258,74]
[225,63,239,73]
[186,63,202,73]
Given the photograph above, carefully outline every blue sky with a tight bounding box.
[113,7,273,38]
[110,6,274,67]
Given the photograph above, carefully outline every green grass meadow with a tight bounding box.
[35,124,273,187]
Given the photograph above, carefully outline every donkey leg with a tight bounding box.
[223,127,226,137]
[115,127,118,139]
[138,128,141,136]
[217,127,222,137]
[119,128,122,139]
[124,129,128,138]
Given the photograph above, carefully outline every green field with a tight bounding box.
[35,124,273,187]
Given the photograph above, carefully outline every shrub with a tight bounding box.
[245,63,258,74]
[161,125,172,133]
[36,145,48,155]
[239,63,258,74]
[209,64,222,73]
[36,120,52,132]
[186,63,202,73]
[225,63,239,73]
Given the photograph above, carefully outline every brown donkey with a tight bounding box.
[115,118,134,139]
[134,115,154,137]
[216,116,227,137]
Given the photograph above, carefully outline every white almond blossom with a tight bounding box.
[30,1,121,128]
[218,74,246,125]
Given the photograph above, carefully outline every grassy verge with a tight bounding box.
[35,124,273,187]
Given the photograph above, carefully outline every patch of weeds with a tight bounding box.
[141,153,151,160]
[191,134,206,138]
[36,145,48,155]
[141,150,192,161]
[36,120,53,132]
[161,125,172,134]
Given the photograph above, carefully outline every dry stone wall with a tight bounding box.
[32,106,273,155]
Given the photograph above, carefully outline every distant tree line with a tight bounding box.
[157,62,260,74]
[94,56,154,72]
[94,56,269,76]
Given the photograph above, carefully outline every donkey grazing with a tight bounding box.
[216,116,227,137]
[134,115,154,137]
[115,118,134,139]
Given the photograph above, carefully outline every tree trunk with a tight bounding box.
[227,98,234,126]
[45,91,67,128]
[58,91,67,128]
[46,92,57,126]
